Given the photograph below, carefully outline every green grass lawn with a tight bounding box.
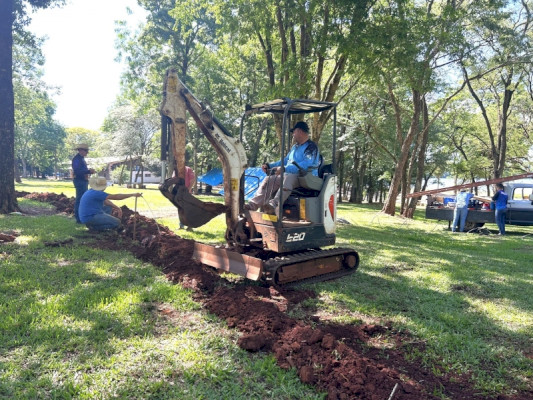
[3,178,533,398]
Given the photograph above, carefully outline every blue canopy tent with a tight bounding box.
[197,167,266,200]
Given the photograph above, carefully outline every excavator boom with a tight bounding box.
[159,69,248,230]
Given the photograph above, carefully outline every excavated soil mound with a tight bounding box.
[15,192,532,400]
[18,191,74,215]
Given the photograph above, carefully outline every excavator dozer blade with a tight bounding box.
[193,242,263,280]
[159,179,227,228]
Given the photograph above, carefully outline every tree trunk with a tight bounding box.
[496,86,513,178]
[21,157,27,177]
[249,118,269,167]
[381,89,422,216]
[349,145,360,203]
[0,0,18,213]
[402,126,421,213]
[400,162,409,215]
[356,151,367,203]
[140,160,144,186]
[336,124,346,203]
[403,97,429,218]
[14,159,21,183]
[366,158,374,204]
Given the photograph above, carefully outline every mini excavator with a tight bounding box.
[159,69,359,286]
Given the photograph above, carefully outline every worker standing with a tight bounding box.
[452,189,474,233]
[492,183,508,235]
[72,143,95,224]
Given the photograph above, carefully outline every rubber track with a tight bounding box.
[263,247,359,287]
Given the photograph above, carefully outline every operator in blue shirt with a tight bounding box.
[244,121,320,214]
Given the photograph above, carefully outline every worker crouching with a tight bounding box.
[79,176,142,232]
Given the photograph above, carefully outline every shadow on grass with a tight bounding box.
[315,217,532,391]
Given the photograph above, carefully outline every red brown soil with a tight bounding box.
[15,192,533,400]
[17,191,75,215]
[0,232,18,243]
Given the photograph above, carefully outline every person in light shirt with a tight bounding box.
[452,189,474,233]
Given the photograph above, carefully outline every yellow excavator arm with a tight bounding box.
[159,69,248,231]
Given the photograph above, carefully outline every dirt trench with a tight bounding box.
[14,191,532,400]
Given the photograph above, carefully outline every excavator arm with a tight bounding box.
[159,69,248,233]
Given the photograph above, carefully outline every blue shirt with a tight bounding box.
[492,190,508,211]
[72,153,91,180]
[455,192,474,209]
[79,189,109,223]
[269,140,320,175]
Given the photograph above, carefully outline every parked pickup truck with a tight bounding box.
[425,182,533,231]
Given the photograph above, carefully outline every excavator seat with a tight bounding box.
[291,156,332,198]
[283,162,332,221]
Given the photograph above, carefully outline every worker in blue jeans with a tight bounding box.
[452,189,474,232]
[492,183,508,235]
[71,144,95,223]
[79,176,142,232]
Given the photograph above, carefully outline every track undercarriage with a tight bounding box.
[193,243,359,286]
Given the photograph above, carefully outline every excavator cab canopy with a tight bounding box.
[241,98,338,176]
[244,98,337,115]
[241,98,339,221]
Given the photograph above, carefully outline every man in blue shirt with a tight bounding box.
[452,189,474,232]
[71,144,95,223]
[244,121,320,214]
[79,176,142,232]
[492,183,508,235]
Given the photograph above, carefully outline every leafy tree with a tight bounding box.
[335,81,395,204]
[102,103,159,186]
[460,0,533,179]
[112,0,533,214]
[62,127,102,156]
[30,120,66,177]
[354,1,515,216]
[116,0,217,108]
[507,88,533,172]
[189,0,372,142]
[14,78,66,178]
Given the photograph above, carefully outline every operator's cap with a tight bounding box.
[290,121,309,133]
[89,176,107,191]
[75,143,89,150]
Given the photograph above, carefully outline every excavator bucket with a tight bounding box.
[159,178,227,228]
